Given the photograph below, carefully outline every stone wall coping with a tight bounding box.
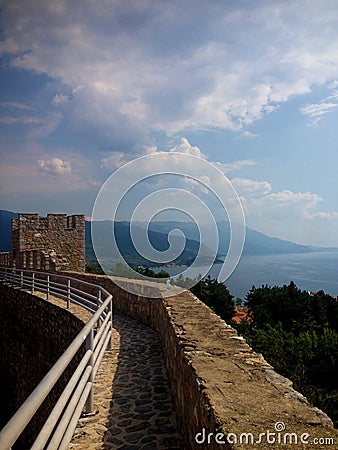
[65,272,338,449]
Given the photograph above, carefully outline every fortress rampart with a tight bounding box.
[62,272,338,449]
[0,283,86,449]
[1,212,337,448]
[1,213,85,272]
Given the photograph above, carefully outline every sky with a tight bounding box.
[1,0,338,246]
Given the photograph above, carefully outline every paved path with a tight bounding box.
[70,312,182,450]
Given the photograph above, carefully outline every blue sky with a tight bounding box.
[1,0,338,246]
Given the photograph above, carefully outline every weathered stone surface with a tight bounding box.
[65,271,338,450]
[0,285,86,449]
[67,311,181,450]
[9,213,85,272]
[3,269,337,450]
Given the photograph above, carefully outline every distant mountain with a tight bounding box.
[1,211,338,267]
[148,220,318,256]
[86,220,215,268]
[243,227,314,255]
[0,210,17,251]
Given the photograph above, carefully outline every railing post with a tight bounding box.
[96,288,101,307]
[97,289,102,327]
[20,271,23,288]
[107,298,113,350]
[85,329,94,414]
[32,272,35,294]
[11,269,14,288]
[67,279,71,309]
[47,274,50,300]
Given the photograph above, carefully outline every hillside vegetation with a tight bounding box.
[235,281,338,428]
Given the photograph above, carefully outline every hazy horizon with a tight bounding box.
[1,2,338,246]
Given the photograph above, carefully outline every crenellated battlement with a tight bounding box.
[12,213,84,233]
[10,213,85,272]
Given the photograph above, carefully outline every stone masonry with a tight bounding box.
[10,213,85,272]
[0,284,86,449]
[65,272,338,449]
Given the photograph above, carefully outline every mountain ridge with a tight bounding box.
[1,211,337,268]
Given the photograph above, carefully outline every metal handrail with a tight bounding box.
[0,267,113,450]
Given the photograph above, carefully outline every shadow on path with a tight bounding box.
[103,313,182,450]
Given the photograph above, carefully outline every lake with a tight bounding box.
[156,252,338,300]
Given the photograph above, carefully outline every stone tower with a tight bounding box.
[11,213,85,272]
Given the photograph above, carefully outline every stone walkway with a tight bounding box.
[70,312,182,450]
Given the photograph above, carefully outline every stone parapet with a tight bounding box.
[64,272,338,449]
[11,213,85,272]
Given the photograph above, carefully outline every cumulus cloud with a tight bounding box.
[169,138,206,158]
[37,157,71,175]
[100,152,129,170]
[263,190,322,206]
[1,0,338,151]
[235,183,338,245]
[231,177,272,196]
[0,0,338,245]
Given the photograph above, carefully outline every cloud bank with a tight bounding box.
[2,0,338,153]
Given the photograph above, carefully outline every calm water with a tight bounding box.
[158,252,338,300]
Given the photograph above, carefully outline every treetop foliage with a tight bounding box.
[245,281,338,333]
[236,281,338,428]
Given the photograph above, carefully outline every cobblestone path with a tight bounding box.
[70,312,182,450]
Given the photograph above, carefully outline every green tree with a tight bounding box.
[191,276,235,322]
[136,267,170,279]
[236,281,338,427]
[85,261,104,275]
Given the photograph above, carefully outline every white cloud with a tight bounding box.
[309,211,338,220]
[235,183,338,245]
[88,180,102,189]
[100,152,129,170]
[52,93,70,107]
[0,102,32,110]
[300,102,338,124]
[0,116,45,124]
[37,157,71,175]
[183,175,211,194]
[231,177,272,196]
[216,160,256,173]
[2,0,338,146]
[242,131,259,138]
[264,189,320,203]
[169,138,206,158]
[0,98,44,125]
[0,0,338,245]
[300,83,338,124]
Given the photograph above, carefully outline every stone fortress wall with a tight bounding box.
[1,214,337,448]
[2,213,85,272]
[0,283,86,450]
[2,271,337,449]
[64,271,338,449]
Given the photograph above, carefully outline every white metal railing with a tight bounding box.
[0,267,113,450]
